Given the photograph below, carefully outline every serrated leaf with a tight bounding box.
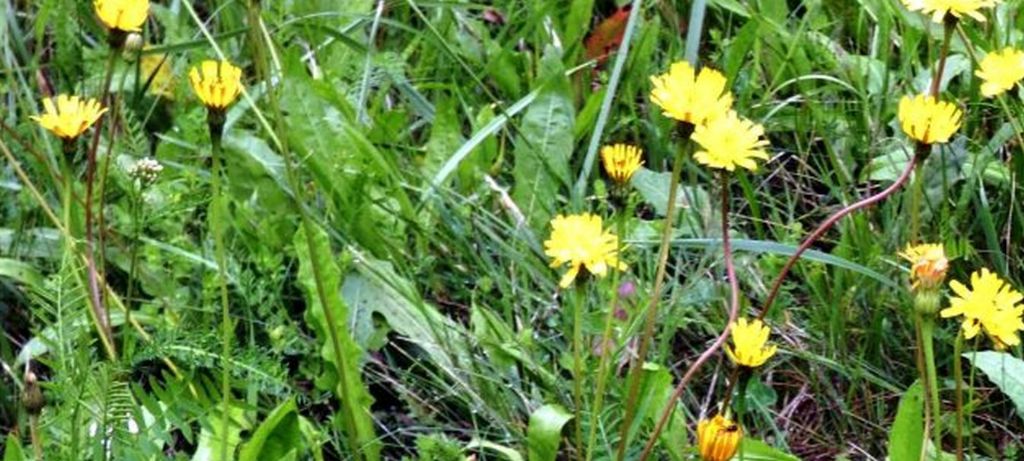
[294,225,380,459]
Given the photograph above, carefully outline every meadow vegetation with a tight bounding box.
[2,0,1024,460]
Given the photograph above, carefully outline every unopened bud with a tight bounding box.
[22,371,45,415]
[123,33,144,53]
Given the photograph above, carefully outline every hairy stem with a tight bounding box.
[920,314,943,454]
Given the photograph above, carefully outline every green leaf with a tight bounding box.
[636,363,686,461]
[512,45,575,228]
[965,351,1024,423]
[887,381,924,461]
[191,405,251,461]
[629,168,710,221]
[526,404,573,461]
[466,439,524,461]
[737,438,801,460]
[239,399,302,461]
[3,435,25,461]
[294,225,380,459]
[640,238,899,289]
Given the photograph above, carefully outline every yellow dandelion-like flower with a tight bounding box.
[649,61,733,127]
[897,95,962,145]
[140,50,175,100]
[901,0,998,23]
[189,60,244,110]
[691,111,770,172]
[942,268,1024,349]
[976,47,1024,98]
[600,144,644,185]
[697,414,743,461]
[900,243,949,290]
[31,94,108,140]
[725,318,778,369]
[93,0,150,32]
[543,213,625,288]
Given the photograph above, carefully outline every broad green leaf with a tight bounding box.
[423,98,466,180]
[887,381,924,461]
[526,404,573,461]
[239,399,302,461]
[512,45,575,228]
[737,438,801,460]
[3,435,25,461]
[191,406,250,461]
[0,257,44,290]
[965,351,1024,423]
[294,225,380,459]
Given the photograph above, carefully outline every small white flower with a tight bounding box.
[127,157,163,186]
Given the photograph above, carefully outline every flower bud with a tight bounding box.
[697,414,742,461]
[123,32,144,52]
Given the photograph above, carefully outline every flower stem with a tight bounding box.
[572,282,586,461]
[585,205,629,461]
[758,153,919,321]
[614,126,693,461]
[919,314,943,454]
[636,171,741,461]
[208,122,234,461]
[953,333,964,461]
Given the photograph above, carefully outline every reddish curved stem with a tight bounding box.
[757,153,919,321]
[638,172,741,461]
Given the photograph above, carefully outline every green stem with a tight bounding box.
[585,204,629,461]
[209,126,233,461]
[735,372,751,461]
[615,128,692,461]
[920,314,943,453]
[572,283,586,461]
[953,333,964,461]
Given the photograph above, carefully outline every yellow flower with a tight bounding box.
[600,144,643,185]
[649,61,733,127]
[697,415,743,461]
[189,60,244,110]
[140,50,175,99]
[897,95,962,145]
[725,318,778,368]
[93,0,150,32]
[976,47,1024,98]
[691,111,770,172]
[900,0,997,23]
[900,243,949,290]
[942,268,1024,349]
[31,95,107,140]
[543,213,625,288]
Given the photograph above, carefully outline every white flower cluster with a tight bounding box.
[127,157,163,186]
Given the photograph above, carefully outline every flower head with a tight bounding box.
[691,111,770,172]
[93,0,150,32]
[127,157,163,186]
[898,95,962,145]
[942,268,1024,349]
[697,415,743,461]
[900,0,998,23]
[900,243,949,290]
[976,47,1024,98]
[650,61,733,127]
[140,50,175,99]
[725,318,778,368]
[189,60,243,110]
[31,95,107,140]
[601,144,644,185]
[544,213,625,288]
